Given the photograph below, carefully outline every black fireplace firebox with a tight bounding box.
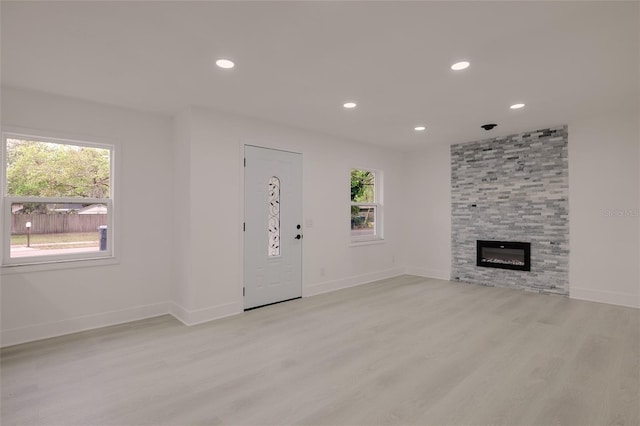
[477,240,531,271]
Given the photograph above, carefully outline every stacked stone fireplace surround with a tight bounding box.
[451,126,569,295]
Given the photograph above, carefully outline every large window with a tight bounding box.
[2,133,114,266]
[350,168,382,241]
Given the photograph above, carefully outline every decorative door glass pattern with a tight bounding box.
[268,176,281,256]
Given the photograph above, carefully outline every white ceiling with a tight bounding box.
[1,1,638,150]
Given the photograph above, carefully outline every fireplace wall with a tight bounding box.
[451,126,569,294]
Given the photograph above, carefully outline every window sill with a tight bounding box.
[349,238,385,247]
[1,256,119,275]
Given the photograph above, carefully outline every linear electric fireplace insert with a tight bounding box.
[477,240,531,271]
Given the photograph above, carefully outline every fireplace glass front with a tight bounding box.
[477,240,531,271]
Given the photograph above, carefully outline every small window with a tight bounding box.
[2,133,114,266]
[268,176,280,257]
[350,168,382,241]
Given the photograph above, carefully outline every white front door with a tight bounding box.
[244,145,302,309]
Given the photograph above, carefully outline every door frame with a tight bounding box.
[239,142,303,310]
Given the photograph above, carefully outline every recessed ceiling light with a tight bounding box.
[215,59,235,69]
[451,61,470,71]
[343,102,357,109]
[414,126,426,131]
[510,103,525,109]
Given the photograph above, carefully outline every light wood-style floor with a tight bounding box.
[2,275,639,426]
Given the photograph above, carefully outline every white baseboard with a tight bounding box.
[303,267,405,297]
[0,302,169,348]
[404,266,451,281]
[169,301,243,326]
[570,287,640,309]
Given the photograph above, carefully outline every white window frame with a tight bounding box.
[1,130,116,268]
[350,168,383,243]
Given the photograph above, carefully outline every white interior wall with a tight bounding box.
[0,87,175,346]
[171,109,193,311]
[402,142,452,280]
[568,108,640,308]
[169,107,405,324]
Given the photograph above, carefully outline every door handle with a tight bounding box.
[295,234,303,240]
